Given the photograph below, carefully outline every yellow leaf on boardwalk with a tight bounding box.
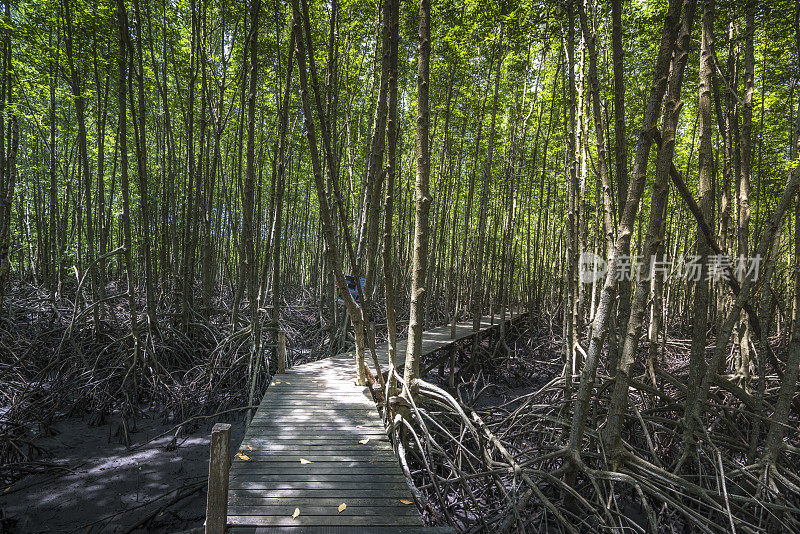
[399,499,413,505]
[358,438,369,445]
[247,445,253,450]
[299,458,312,464]
[292,508,300,519]
[235,452,250,460]
[337,503,347,514]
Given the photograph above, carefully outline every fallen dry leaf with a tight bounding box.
[337,503,347,514]
[299,458,312,464]
[247,445,253,450]
[399,499,413,505]
[292,507,300,519]
[359,438,370,445]
[235,452,250,461]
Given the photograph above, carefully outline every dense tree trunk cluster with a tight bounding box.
[1,0,799,530]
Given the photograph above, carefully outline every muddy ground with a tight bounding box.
[0,414,245,533]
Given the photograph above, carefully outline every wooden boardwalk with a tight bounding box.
[227,313,522,532]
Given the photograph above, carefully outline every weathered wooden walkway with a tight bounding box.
[227,312,522,533]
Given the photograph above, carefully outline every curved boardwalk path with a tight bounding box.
[227,312,524,533]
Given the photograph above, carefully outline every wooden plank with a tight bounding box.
[251,405,379,410]
[230,474,408,484]
[236,445,389,452]
[229,444,394,452]
[234,456,395,463]
[227,515,423,527]
[228,488,413,498]
[245,421,383,428]
[229,527,455,534]
[228,505,420,517]
[245,415,382,422]
[238,438,392,444]
[226,314,524,530]
[241,430,386,438]
[246,418,383,425]
[231,460,398,468]
[230,467,407,477]
[229,481,410,491]
[244,422,385,430]
[237,439,391,445]
[228,497,415,507]
[230,460,401,469]
[248,410,376,416]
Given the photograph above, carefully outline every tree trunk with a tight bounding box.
[682,0,715,453]
[472,38,503,343]
[359,0,392,319]
[131,0,156,328]
[566,0,683,468]
[736,0,756,381]
[117,0,142,367]
[64,0,99,329]
[382,0,400,388]
[604,0,697,457]
[182,0,198,330]
[291,0,367,385]
[403,0,431,395]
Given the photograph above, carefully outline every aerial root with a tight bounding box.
[381,371,800,533]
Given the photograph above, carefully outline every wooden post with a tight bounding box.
[205,423,231,534]
[278,330,286,373]
[449,316,457,388]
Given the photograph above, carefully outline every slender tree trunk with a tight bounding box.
[93,33,109,322]
[687,148,800,452]
[472,38,503,344]
[611,0,631,372]
[182,0,198,330]
[682,0,715,453]
[382,0,400,387]
[566,0,683,470]
[604,0,697,458]
[403,0,431,395]
[291,0,367,385]
[117,0,142,367]
[0,20,15,313]
[298,0,369,381]
[48,28,58,298]
[578,1,613,262]
[359,0,391,319]
[241,0,261,410]
[64,0,99,328]
[715,18,736,340]
[563,4,578,399]
[131,0,156,328]
[736,0,756,381]
[762,205,800,466]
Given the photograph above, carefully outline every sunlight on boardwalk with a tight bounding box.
[227,314,520,531]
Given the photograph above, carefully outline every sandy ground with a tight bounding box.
[0,413,245,533]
